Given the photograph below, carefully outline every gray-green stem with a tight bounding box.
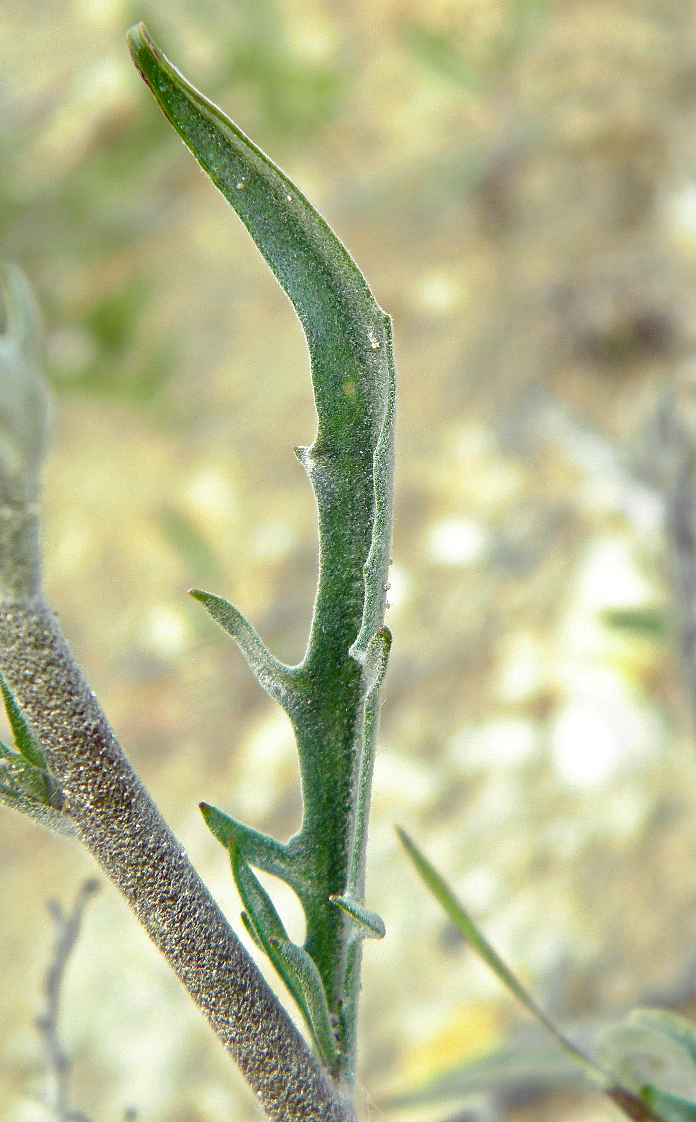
[0,591,354,1122]
[0,264,354,1122]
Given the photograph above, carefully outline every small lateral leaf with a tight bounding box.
[350,344,396,660]
[329,894,385,939]
[190,590,300,714]
[229,840,289,947]
[269,937,339,1069]
[397,827,607,1087]
[230,843,337,1068]
[228,841,311,1024]
[641,1086,696,1122]
[0,673,45,769]
[229,841,303,1004]
[240,910,265,952]
[200,802,305,893]
[361,626,392,692]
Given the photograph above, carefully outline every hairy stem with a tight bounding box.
[0,579,353,1122]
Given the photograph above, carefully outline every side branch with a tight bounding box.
[0,590,353,1122]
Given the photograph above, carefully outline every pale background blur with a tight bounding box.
[3,1,696,1120]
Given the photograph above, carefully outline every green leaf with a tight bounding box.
[128,23,395,1077]
[228,839,308,1018]
[0,678,70,835]
[0,671,45,769]
[269,937,339,1069]
[200,802,307,895]
[397,831,683,1122]
[230,840,289,947]
[397,828,606,1086]
[240,910,265,952]
[189,590,302,717]
[0,750,55,805]
[642,1086,696,1122]
[329,895,385,939]
[229,841,338,1070]
[0,739,75,838]
[127,21,394,669]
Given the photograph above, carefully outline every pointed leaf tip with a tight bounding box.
[190,588,301,715]
[126,22,157,75]
[0,674,45,770]
[397,827,606,1087]
[330,894,385,939]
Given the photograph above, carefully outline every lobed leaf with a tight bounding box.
[189,590,302,717]
[200,802,307,896]
[128,23,395,1076]
[230,840,289,947]
[127,23,393,478]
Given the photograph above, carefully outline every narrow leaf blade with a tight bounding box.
[190,589,300,714]
[269,937,339,1069]
[240,910,265,952]
[228,841,312,1023]
[397,828,606,1085]
[229,842,337,1068]
[200,802,306,893]
[329,894,385,939]
[229,840,290,948]
[0,673,45,768]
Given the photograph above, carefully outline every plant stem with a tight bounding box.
[0,573,354,1122]
[38,879,99,1122]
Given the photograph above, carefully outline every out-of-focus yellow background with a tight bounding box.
[4,1,696,1119]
